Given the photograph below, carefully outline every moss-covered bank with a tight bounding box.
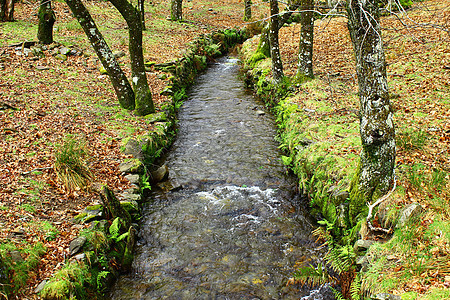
[239,35,371,298]
[239,26,450,299]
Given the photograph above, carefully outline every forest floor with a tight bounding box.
[0,0,449,299]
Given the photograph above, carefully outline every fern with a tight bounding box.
[96,270,110,292]
[330,286,346,300]
[109,217,122,240]
[293,262,335,286]
[325,244,356,274]
[115,232,129,243]
[350,273,362,300]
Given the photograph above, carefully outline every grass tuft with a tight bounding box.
[54,138,93,192]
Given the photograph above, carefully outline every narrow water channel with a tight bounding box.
[111,58,327,299]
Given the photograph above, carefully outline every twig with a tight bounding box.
[21,167,53,176]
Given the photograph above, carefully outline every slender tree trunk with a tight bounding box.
[0,0,14,21]
[269,0,284,84]
[170,0,182,21]
[253,0,301,62]
[38,0,55,44]
[109,0,155,116]
[138,0,145,30]
[297,0,314,78]
[244,0,252,21]
[346,0,395,225]
[64,0,135,110]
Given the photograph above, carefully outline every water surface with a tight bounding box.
[111,58,324,299]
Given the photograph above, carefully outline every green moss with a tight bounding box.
[40,261,93,299]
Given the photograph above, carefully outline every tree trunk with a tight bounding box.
[170,0,182,21]
[346,0,395,225]
[297,0,314,78]
[109,0,155,116]
[252,0,301,62]
[243,0,252,21]
[64,0,135,110]
[37,0,55,45]
[0,0,14,21]
[269,0,284,84]
[138,0,145,30]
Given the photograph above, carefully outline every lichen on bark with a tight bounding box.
[346,0,396,226]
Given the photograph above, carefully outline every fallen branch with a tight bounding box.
[0,102,17,110]
[21,166,53,176]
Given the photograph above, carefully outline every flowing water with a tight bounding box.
[111,58,330,299]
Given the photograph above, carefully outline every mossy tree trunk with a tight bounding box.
[37,0,55,45]
[253,0,300,62]
[346,0,395,225]
[170,0,182,21]
[269,0,284,84]
[64,0,136,110]
[243,0,252,21]
[297,0,314,78]
[109,0,155,116]
[0,0,14,21]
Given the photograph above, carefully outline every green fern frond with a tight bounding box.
[109,217,122,239]
[115,232,129,243]
[293,262,335,286]
[350,273,362,300]
[325,244,356,274]
[330,286,345,300]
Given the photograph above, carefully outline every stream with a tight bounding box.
[110,57,331,299]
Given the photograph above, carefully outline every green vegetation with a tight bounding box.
[0,242,46,295]
[54,137,93,191]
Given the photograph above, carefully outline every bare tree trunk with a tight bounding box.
[346,0,395,225]
[38,0,55,44]
[244,0,252,21]
[109,0,155,116]
[64,0,135,110]
[269,0,284,84]
[138,0,145,30]
[297,0,314,78]
[170,0,182,21]
[0,0,14,21]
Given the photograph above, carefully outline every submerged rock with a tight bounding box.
[151,165,169,183]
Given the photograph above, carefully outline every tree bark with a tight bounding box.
[64,0,135,110]
[37,0,56,45]
[297,0,314,78]
[109,0,155,116]
[110,0,155,116]
[138,0,145,30]
[269,0,284,84]
[243,0,252,21]
[170,0,182,21]
[346,0,395,225]
[0,0,14,21]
